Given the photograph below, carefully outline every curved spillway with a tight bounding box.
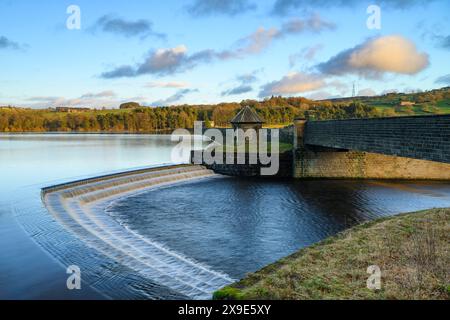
[41,164,234,300]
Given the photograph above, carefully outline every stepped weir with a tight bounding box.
[41,164,234,300]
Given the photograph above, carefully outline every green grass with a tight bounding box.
[370,104,395,109]
[436,99,450,112]
[214,208,450,300]
[372,104,450,116]
[364,94,450,116]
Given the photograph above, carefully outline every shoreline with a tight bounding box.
[213,208,450,300]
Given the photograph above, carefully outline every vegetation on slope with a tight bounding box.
[1,87,448,133]
[214,208,450,300]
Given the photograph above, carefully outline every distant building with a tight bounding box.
[55,107,90,113]
[400,101,415,106]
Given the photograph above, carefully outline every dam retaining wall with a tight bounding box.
[293,117,450,180]
[193,116,450,180]
[303,114,450,164]
[293,148,450,179]
[191,151,293,178]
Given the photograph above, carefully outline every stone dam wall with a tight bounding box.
[293,148,450,180]
[190,115,450,180]
[193,148,450,180]
[191,151,293,178]
[304,115,450,164]
[199,126,294,145]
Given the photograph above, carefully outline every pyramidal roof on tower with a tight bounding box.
[230,106,265,124]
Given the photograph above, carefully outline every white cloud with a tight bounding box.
[91,15,165,39]
[381,89,399,95]
[24,91,122,109]
[236,27,280,55]
[151,89,197,106]
[101,15,336,78]
[80,90,116,99]
[222,84,253,96]
[317,35,429,78]
[137,45,189,75]
[289,44,324,67]
[187,0,256,17]
[435,74,450,85]
[259,72,325,97]
[272,0,437,16]
[0,36,22,50]
[145,81,189,88]
[327,79,348,95]
[305,90,340,100]
[236,15,335,56]
[357,88,377,96]
[102,45,226,78]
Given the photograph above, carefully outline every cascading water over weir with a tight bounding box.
[41,164,234,300]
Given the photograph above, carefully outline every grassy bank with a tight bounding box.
[214,208,450,300]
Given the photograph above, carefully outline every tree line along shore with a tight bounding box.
[1,87,449,133]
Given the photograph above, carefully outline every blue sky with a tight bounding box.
[0,0,449,108]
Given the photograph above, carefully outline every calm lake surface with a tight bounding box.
[1,133,450,299]
[0,133,193,299]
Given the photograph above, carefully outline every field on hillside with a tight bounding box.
[327,88,450,117]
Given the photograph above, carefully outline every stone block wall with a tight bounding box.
[200,126,294,145]
[304,115,450,164]
[190,115,450,180]
[294,148,450,180]
[191,151,293,178]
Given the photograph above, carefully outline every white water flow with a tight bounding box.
[42,164,234,300]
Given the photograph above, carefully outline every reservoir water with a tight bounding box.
[1,133,450,299]
[0,133,193,299]
[108,177,450,280]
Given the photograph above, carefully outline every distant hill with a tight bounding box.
[1,87,449,132]
[323,87,450,117]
